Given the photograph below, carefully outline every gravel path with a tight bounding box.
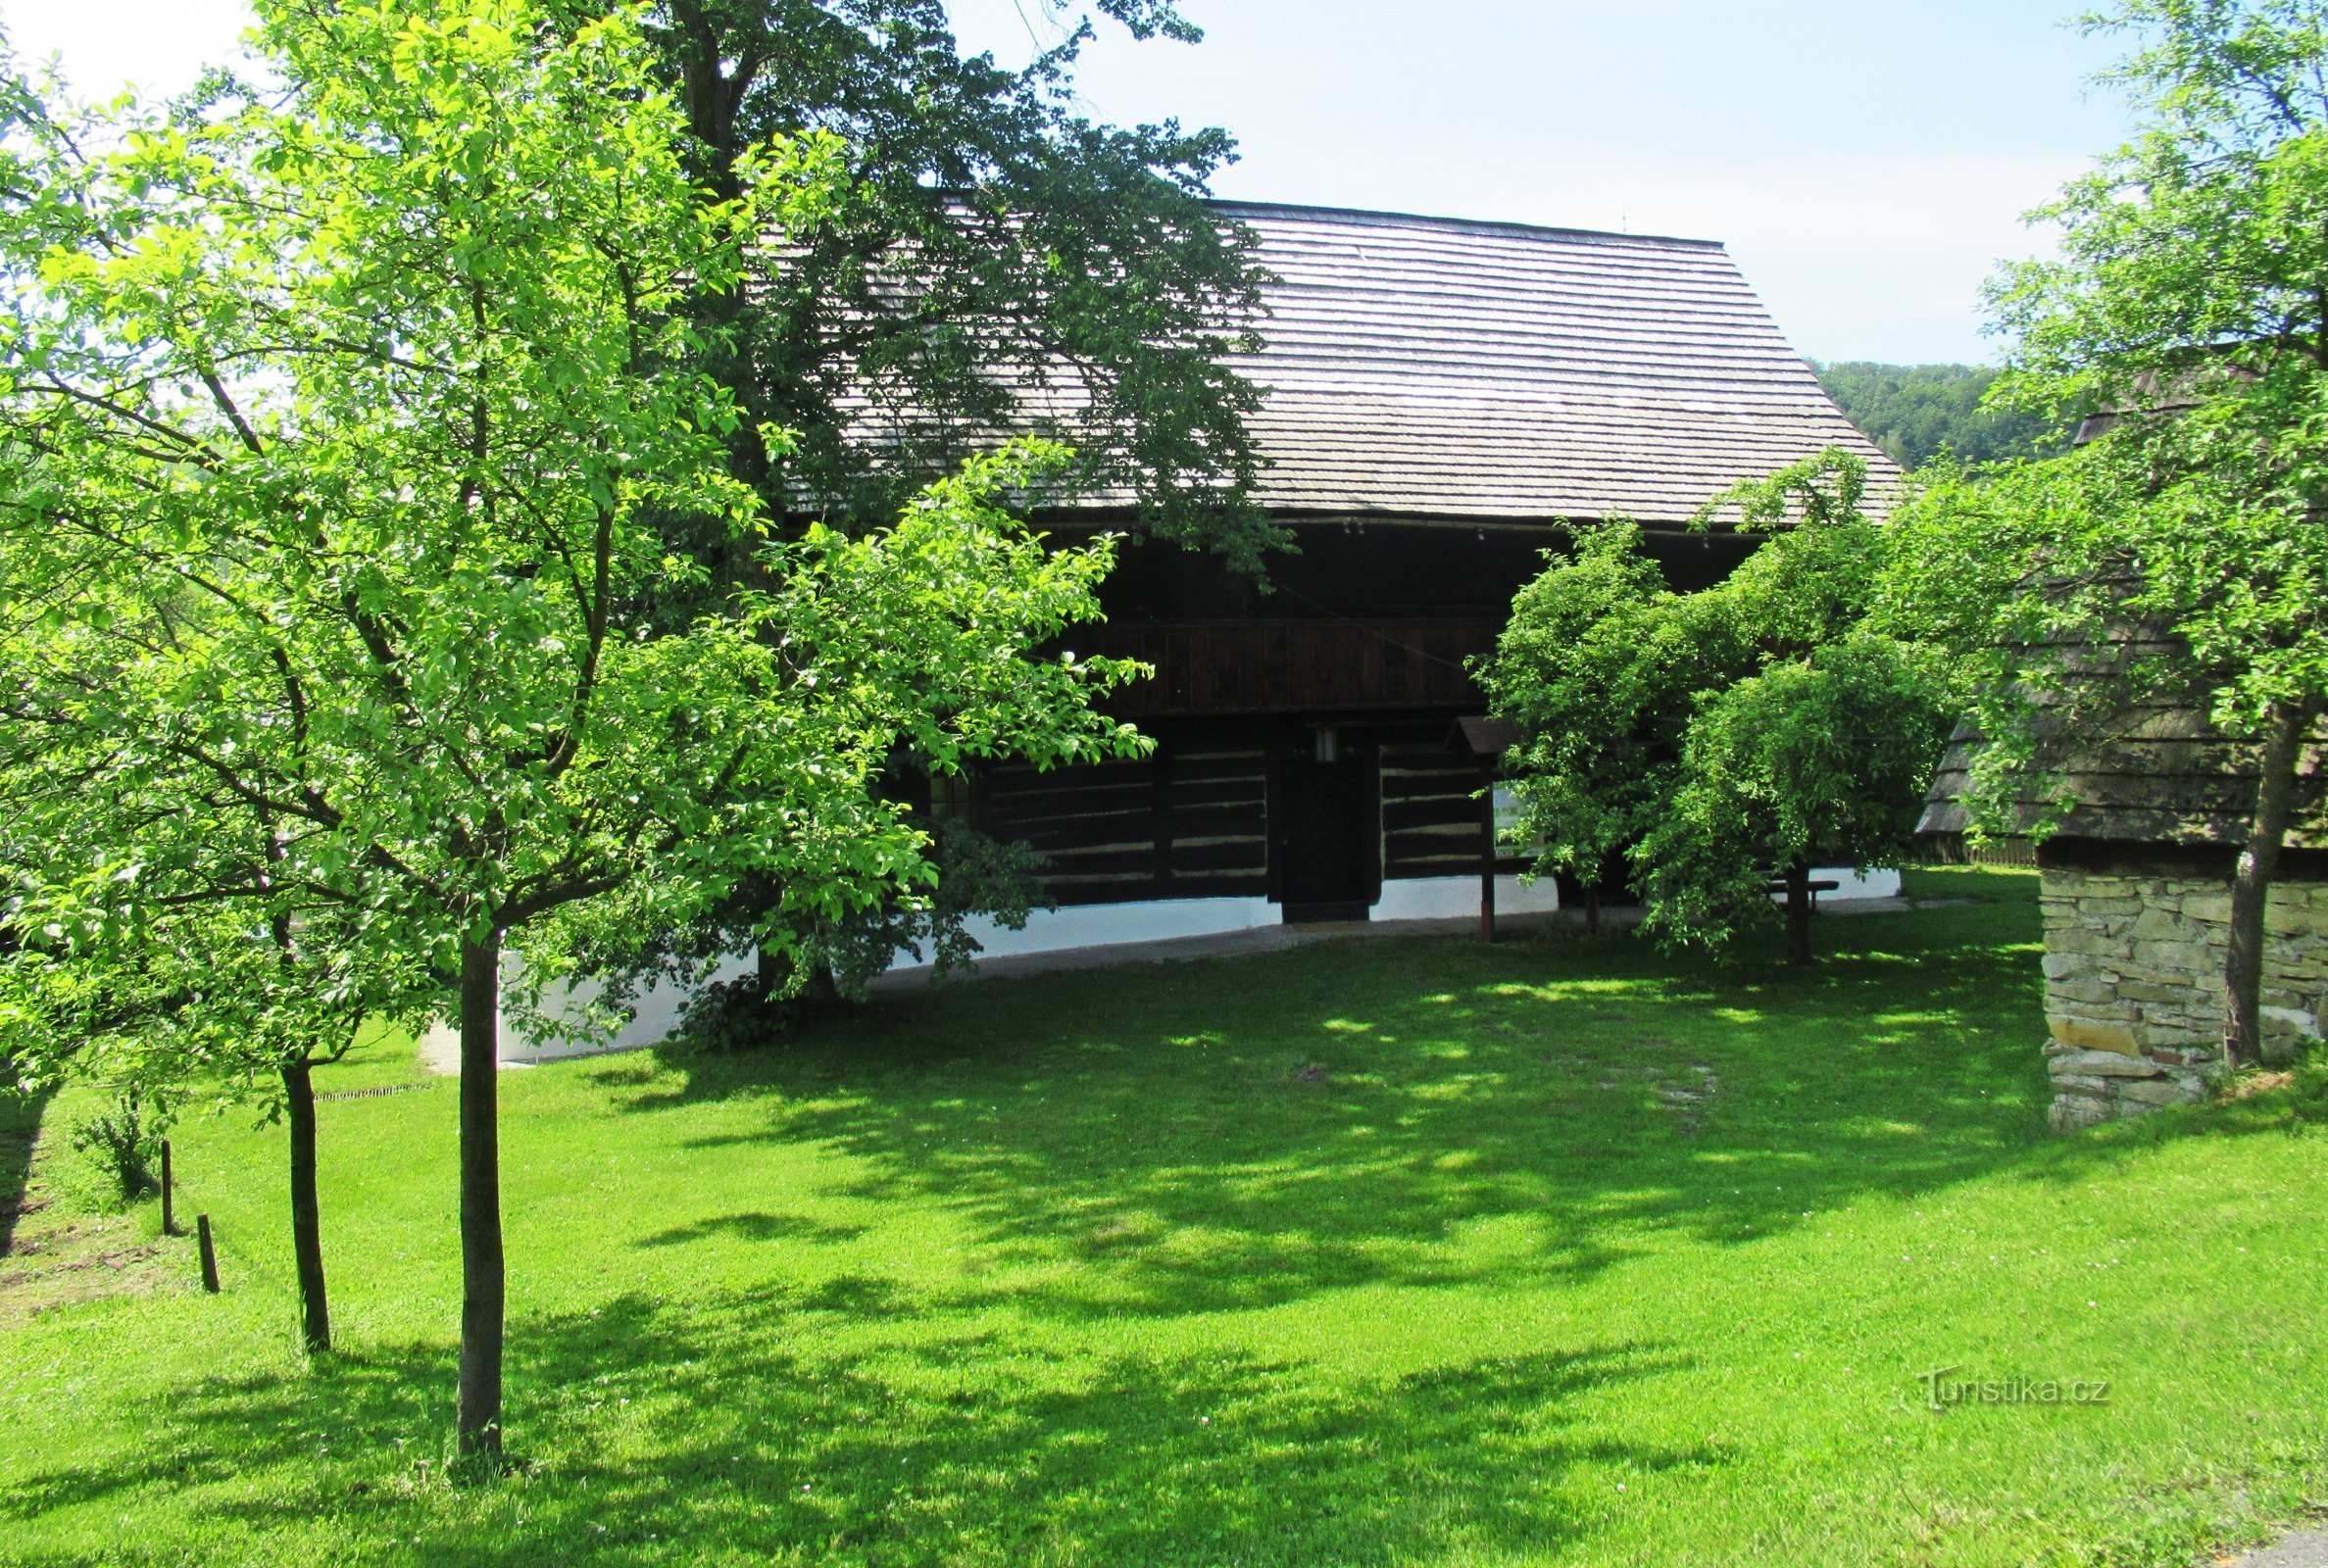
[2238,1530,2328,1567]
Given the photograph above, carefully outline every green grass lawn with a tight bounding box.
[5,867,2328,1566]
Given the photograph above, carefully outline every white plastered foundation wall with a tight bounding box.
[427,866,1901,1064]
[908,867,1896,968]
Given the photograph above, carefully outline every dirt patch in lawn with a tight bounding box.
[1656,1064,1722,1135]
[1570,1042,1723,1135]
[0,1119,184,1326]
[2222,1069,2299,1102]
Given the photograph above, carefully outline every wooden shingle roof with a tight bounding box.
[1920,710,2328,851]
[1214,202,1898,523]
[1917,623,2328,851]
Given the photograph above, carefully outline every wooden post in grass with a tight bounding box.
[1455,716,1518,947]
[1478,756,1498,946]
[160,1138,175,1236]
[196,1214,220,1294]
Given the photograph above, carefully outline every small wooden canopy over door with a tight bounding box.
[1455,716,1522,943]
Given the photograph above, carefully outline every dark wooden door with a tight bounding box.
[1272,754,1379,922]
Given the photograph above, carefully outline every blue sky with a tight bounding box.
[10,0,2138,364]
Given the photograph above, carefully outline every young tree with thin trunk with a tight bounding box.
[1894,0,2328,1068]
[0,0,1141,1459]
[1485,450,1959,964]
[12,806,339,1350]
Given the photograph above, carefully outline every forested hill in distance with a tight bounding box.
[1810,361,2066,469]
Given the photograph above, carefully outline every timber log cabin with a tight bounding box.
[934,202,1901,959]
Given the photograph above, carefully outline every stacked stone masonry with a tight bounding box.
[2039,868,2328,1130]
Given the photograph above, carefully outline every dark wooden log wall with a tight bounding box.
[1379,737,1530,883]
[961,514,1771,913]
[1067,619,1494,720]
[978,723,1531,910]
[1380,743,1489,882]
[975,745,1269,907]
[1070,518,1761,624]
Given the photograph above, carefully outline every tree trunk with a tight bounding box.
[1784,860,1813,967]
[280,1056,330,1355]
[2224,702,2312,1069]
[1585,885,1602,937]
[456,929,506,1459]
[666,5,771,514]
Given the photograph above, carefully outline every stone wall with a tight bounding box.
[2039,867,2328,1130]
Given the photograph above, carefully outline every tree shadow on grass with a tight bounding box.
[18,882,2300,1563]
[4,1288,1706,1566]
[634,1210,869,1249]
[2006,1054,2328,1191]
[0,1091,46,1260]
[597,895,2072,1321]
[619,879,2328,1318]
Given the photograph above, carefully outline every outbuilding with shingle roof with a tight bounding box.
[1917,621,2328,1129]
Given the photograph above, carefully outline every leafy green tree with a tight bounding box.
[0,0,1139,1458]
[1636,637,1959,964]
[1481,521,1743,927]
[595,0,1273,1002]
[1895,0,2328,1066]
[1811,361,2064,468]
[641,0,1275,570]
[1485,450,1958,963]
[0,807,423,1352]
